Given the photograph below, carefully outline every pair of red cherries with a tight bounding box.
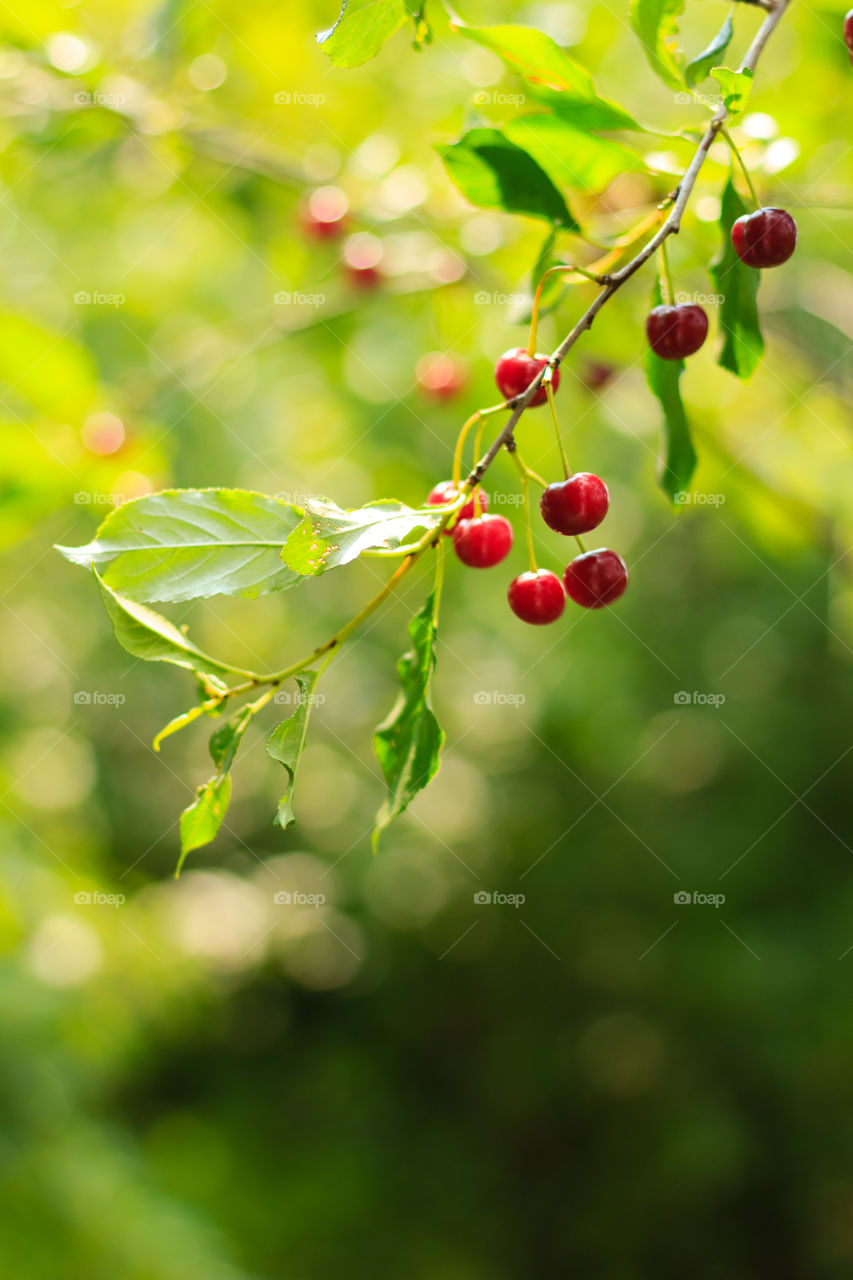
[647,206,798,360]
[427,472,627,624]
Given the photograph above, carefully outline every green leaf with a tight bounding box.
[317,0,407,68]
[503,116,642,193]
[265,671,320,829]
[436,127,577,228]
[685,12,734,88]
[209,705,255,774]
[178,774,232,874]
[283,498,442,575]
[57,488,304,603]
[644,282,697,503]
[373,588,444,847]
[454,23,644,132]
[709,177,764,380]
[94,570,237,683]
[710,66,753,117]
[630,0,685,91]
[153,699,223,752]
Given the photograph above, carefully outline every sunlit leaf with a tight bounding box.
[437,127,577,228]
[710,66,753,116]
[94,570,237,683]
[57,488,304,603]
[283,498,442,575]
[153,699,223,752]
[178,774,232,873]
[373,588,443,846]
[317,0,407,68]
[710,176,764,379]
[265,671,320,829]
[685,12,734,88]
[630,0,685,91]
[503,116,642,193]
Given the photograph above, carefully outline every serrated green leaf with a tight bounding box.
[503,116,642,193]
[645,282,697,503]
[177,774,232,874]
[94,570,237,682]
[710,66,752,116]
[153,699,223,752]
[57,488,304,603]
[709,177,764,379]
[265,671,320,829]
[454,23,644,132]
[630,0,685,91]
[437,127,577,228]
[317,0,407,68]
[283,498,441,575]
[685,12,734,88]
[373,588,444,847]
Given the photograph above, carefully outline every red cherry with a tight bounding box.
[563,549,628,609]
[301,186,348,240]
[427,481,489,534]
[540,473,609,536]
[731,207,797,268]
[507,570,565,624]
[583,359,616,391]
[416,352,467,400]
[343,233,383,288]
[646,304,708,360]
[453,514,513,568]
[494,347,560,407]
[846,10,853,59]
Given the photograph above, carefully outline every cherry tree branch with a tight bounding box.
[467,0,791,488]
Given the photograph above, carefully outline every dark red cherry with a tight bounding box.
[452,514,513,568]
[731,207,797,268]
[494,347,560,407]
[846,10,853,60]
[427,481,489,534]
[507,570,565,624]
[563,549,628,609]
[646,304,708,360]
[540,473,609,536]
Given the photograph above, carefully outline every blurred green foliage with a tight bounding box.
[3,0,853,1276]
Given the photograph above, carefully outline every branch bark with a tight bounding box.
[467,0,791,488]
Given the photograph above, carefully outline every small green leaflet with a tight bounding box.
[282,498,443,575]
[317,0,407,68]
[710,177,764,380]
[209,705,256,774]
[94,570,237,683]
[644,282,697,503]
[437,128,577,229]
[453,23,643,132]
[710,66,752,117]
[265,671,320,829]
[685,12,734,88]
[153,699,222,752]
[373,587,443,847]
[630,0,685,91]
[178,775,232,875]
[58,488,304,603]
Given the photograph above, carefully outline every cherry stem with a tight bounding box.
[452,402,505,488]
[527,264,607,357]
[472,415,486,516]
[544,376,571,479]
[722,126,761,209]
[658,239,675,305]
